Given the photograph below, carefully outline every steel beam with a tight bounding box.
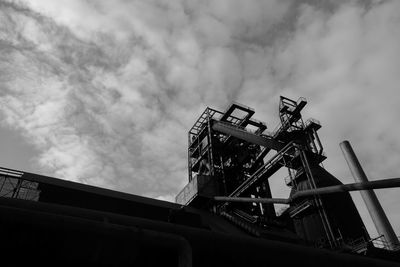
[212,121,283,151]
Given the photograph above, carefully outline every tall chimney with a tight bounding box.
[340,140,399,250]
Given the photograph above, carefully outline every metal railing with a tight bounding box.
[0,170,40,201]
[369,235,400,251]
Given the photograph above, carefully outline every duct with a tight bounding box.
[214,196,290,204]
[213,178,400,204]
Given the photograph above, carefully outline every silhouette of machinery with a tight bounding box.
[177,96,375,250]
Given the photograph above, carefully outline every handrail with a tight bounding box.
[369,235,400,251]
[0,167,23,178]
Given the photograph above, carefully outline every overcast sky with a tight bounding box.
[1,0,399,238]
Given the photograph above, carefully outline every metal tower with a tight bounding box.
[176,96,369,250]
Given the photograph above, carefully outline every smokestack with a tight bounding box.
[340,140,400,250]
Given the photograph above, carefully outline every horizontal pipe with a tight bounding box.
[214,178,400,204]
[292,178,400,199]
[214,196,290,204]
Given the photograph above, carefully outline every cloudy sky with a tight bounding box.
[1,0,400,238]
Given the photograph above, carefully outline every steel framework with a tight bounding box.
[176,96,378,251]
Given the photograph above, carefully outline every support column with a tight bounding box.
[340,140,400,250]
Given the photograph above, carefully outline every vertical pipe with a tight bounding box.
[206,108,214,176]
[188,132,192,182]
[300,149,336,248]
[340,140,400,250]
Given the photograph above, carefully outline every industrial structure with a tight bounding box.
[176,96,400,257]
[1,96,399,266]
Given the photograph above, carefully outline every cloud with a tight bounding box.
[0,0,290,194]
[1,0,400,237]
[268,1,400,181]
[238,0,400,236]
